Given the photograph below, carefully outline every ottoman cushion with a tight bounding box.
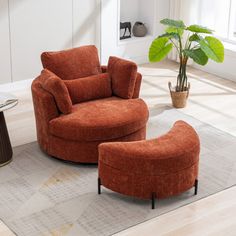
[99,121,200,175]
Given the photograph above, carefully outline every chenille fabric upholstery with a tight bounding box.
[49,97,148,141]
[64,73,112,104]
[41,45,102,80]
[101,64,142,98]
[132,73,142,99]
[32,45,149,163]
[98,121,200,199]
[108,56,138,99]
[40,69,72,114]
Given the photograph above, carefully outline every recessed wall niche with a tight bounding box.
[119,0,156,42]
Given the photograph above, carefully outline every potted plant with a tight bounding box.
[149,18,225,108]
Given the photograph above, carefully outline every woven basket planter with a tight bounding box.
[168,82,190,108]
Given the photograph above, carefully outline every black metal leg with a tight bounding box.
[194,179,198,195]
[151,192,156,209]
[98,178,101,194]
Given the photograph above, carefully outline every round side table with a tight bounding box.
[0,93,18,167]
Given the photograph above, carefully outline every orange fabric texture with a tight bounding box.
[108,56,137,99]
[49,97,148,141]
[102,65,141,98]
[132,73,142,99]
[49,127,146,163]
[31,45,148,163]
[31,76,59,151]
[41,45,102,80]
[98,121,200,199]
[40,69,72,114]
[64,73,112,104]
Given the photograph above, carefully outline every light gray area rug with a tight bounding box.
[1,108,236,236]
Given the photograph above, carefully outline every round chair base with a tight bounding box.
[40,126,146,163]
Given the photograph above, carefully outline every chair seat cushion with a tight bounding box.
[49,97,149,141]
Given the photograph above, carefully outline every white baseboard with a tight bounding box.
[193,47,236,83]
[193,64,236,83]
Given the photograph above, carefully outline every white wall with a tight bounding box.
[139,0,156,35]
[194,47,236,82]
[234,9,236,33]
[0,0,100,84]
[101,0,170,65]
[9,0,73,82]
[156,0,170,34]
[0,0,12,84]
[2,0,234,85]
[179,0,236,82]
[120,0,157,37]
[120,0,139,27]
[73,0,101,49]
[0,0,171,84]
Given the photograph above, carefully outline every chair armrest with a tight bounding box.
[132,72,142,98]
[108,56,137,99]
[32,76,59,120]
[40,69,72,114]
[31,76,59,147]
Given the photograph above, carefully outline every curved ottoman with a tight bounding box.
[98,121,200,209]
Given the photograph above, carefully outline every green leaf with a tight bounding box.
[199,36,224,63]
[187,25,213,34]
[166,26,184,36]
[189,34,201,42]
[149,37,173,62]
[158,32,179,40]
[160,18,186,29]
[184,48,208,65]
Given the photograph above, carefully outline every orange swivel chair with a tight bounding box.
[31,45,149,163]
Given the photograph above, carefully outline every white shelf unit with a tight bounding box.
[118,35,154,45]
[101,0,162,64]
[118,0,157,45]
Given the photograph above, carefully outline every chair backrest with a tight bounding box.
[41,45,102,80]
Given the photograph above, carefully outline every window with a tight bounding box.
[228,0,236,40]
[198,0,236,43]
